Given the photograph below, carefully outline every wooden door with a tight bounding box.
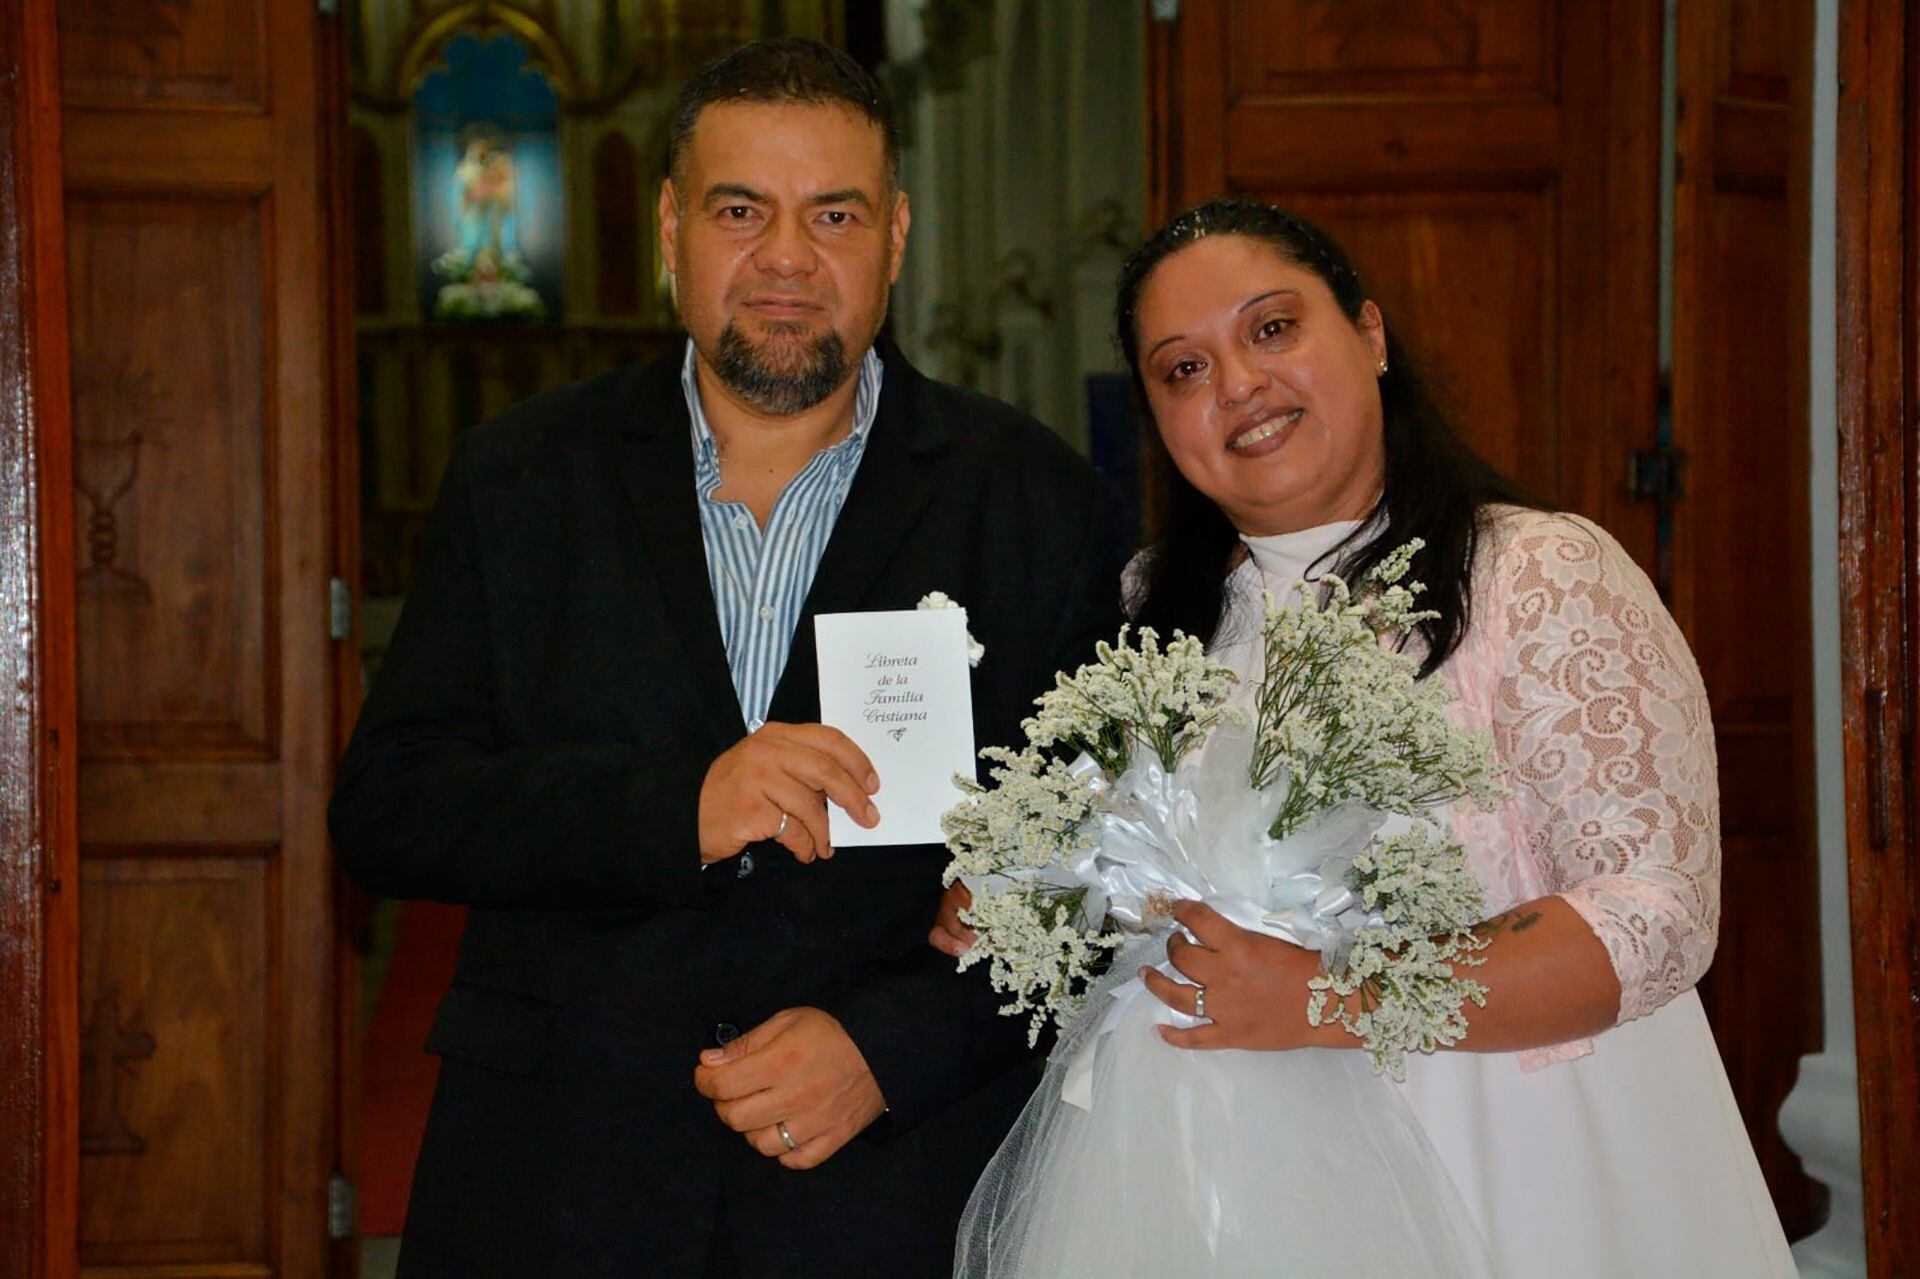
[1671,0,1822,1237]
[56,0,343,1269]
[1149,0,1662,564]
[1837,0,1920,1268]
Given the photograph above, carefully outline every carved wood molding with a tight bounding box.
[0,0,82,1274]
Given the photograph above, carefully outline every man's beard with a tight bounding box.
[710,320,850,416]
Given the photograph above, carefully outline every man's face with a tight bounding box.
[659,101,909,416]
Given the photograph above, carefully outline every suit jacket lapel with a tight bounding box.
[766,348,947,724]
[613,358,747,747]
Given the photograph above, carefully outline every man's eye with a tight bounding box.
[723,206,756,220]
[821,210,852,226]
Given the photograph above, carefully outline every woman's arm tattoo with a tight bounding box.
[1478,907,1543,938]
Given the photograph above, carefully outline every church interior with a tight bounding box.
[3,0,1918,1275]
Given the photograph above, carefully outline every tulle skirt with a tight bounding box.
[954,943,1493,1278]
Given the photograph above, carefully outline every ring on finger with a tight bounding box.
[777,1121,797,1152]
[1193,984,1207,1020]
[774,811,790,840]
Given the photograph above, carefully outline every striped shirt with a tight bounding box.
[684,340,884,730]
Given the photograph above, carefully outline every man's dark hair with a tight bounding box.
[668,38,900,192]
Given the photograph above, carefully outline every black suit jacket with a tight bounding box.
[329,344,1123,1278]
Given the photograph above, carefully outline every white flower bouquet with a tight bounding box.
[940,540,1505,1076]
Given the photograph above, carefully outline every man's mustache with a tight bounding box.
[730,282,834,302]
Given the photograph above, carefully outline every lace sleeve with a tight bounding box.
[1490,514,1721,1024]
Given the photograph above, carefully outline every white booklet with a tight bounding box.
[815,608,977,846]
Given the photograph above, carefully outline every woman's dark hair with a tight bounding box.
[1117,198,1540,676]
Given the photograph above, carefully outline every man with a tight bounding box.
[329,38,1120,1278]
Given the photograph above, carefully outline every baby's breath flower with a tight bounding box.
[917,590,986,667]
[1023,626,1239,774]
[1249,545,1504,839]
[956,884,1119,1046]
[1306,824,1490,1078]
[940,747,1094,884]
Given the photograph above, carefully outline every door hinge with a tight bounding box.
[1625,445,1686,503]
[328,1173,358,1239]
[1150,0,1180,20]
[329,577,353,641]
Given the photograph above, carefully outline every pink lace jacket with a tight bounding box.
[1428,507,1719,1068]
[1164,506,1720,1071]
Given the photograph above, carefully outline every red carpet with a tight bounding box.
[359,901,466,1236]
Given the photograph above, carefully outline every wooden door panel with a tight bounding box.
[68,192,273,758]
[78,857,271,1268]
[1156,0,1658,566]
[1265,189,1557,500]
[1672,0,1819,1236]
[1227,0,1554,99]
[59,0,339,1271]
[57,0,267,108]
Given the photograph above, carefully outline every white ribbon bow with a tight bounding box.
[1040,725,1385,1110]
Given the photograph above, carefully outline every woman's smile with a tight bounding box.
[1226,405,1305,455]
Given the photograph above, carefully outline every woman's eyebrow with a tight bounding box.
[1147,289,1305,358]
[1237,288,1300,313]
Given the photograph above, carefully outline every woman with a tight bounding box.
[934,199,1795,1277]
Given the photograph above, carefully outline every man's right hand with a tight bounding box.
[698,722,880,865]
[928,880,976,957]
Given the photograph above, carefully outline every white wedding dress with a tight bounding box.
[956,508,1796,1279]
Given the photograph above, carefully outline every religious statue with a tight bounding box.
[430,129,547,321]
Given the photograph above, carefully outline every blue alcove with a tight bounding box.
[412,31,565,321]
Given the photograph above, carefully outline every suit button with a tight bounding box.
[736,851,756,880]
[714,1022,740,1046]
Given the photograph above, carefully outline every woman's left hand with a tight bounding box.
[1141,900,1334,1051]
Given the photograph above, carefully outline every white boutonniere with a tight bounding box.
[918,591,985,668]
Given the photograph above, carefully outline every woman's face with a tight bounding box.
[1133,234,1388,536]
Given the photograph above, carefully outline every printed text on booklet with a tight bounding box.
[815,608,977,846]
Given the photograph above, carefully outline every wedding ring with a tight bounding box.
[778,1121,797,1152]
[774,811,790,840]
[1193,985,1207,1019]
